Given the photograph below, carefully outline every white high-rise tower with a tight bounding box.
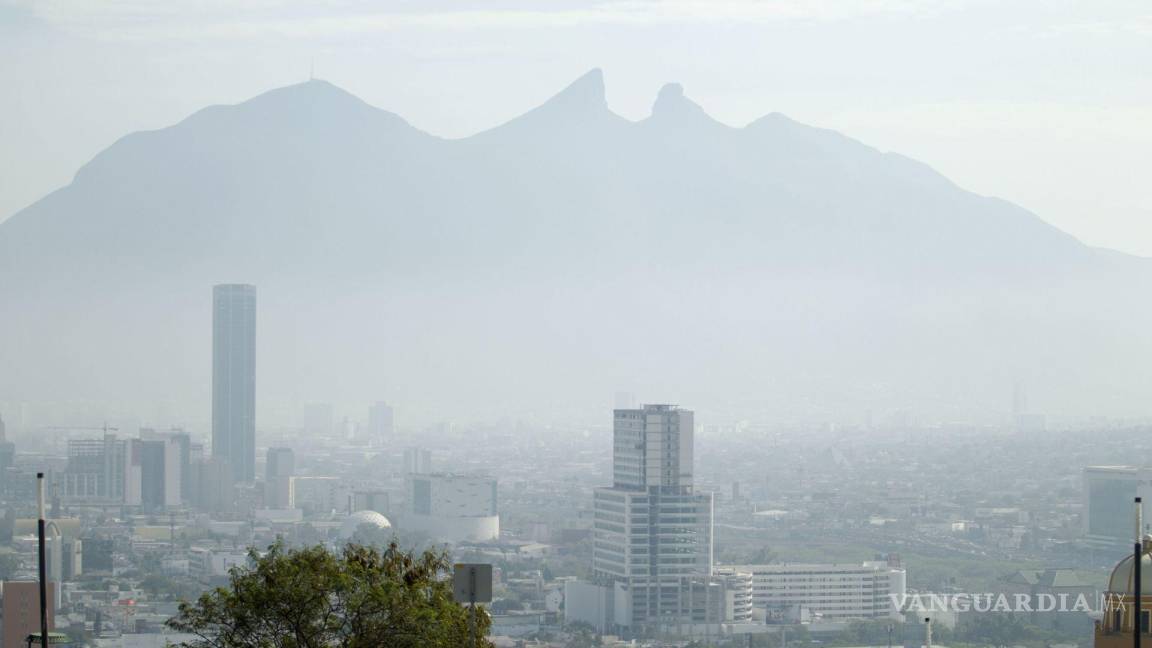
[591,404,714,630]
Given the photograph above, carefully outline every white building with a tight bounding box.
[587,404,715,631]
[724,561,906,622]
[189,547,250,580]
[1083,466,1152,548]
[714,569,754,623]
[404,473,499,542]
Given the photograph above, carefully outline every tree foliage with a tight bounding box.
[167,541,492,648]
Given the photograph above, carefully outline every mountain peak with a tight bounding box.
[476,68,618,137]
[538,68,608,114]
[649,82,714,124]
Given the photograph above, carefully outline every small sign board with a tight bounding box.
[453,563,493,604]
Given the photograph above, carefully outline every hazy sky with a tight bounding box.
[2,0,1149,254]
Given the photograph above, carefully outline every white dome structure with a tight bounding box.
[340,510,392,540]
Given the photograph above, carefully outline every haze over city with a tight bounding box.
[1,2,1151,647]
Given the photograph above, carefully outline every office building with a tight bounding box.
[368,402,394,444]
[212,283,257,483]
[1083,466,1152,548]
[589,404,714,631]
[189,456,234,514]
[724,561,906,622]
[137,431,184,510]
[265,447,295,509]
[162,428,193,503]
[403,447,432,476]
[2,581,56,648]
[62,435,129,504]
[353,490,390,516]
[405,473,499,542]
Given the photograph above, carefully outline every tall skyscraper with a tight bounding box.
[212,284,256,483]
[591,404,714,630]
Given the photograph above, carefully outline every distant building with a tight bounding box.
[2,581,56,648]
[367,402,394,444]
[136,432,183,510]
[189,456,234,514]
[1083,466,1152,548]
[189,547,250,582]
[62,435,130,504]
[212,284,257,484]
[352,489,390,516]
[403,447,432,476]
[265,447,295,509]
[46,535,82,598]
[723,561,906,622]
[584,404,714,631]
[405,473,499,542]
[713,568,755,623]
[339,510,392,541]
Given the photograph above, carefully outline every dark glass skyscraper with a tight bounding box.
[212,284,256,483]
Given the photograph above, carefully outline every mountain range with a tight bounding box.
[1,69,1148,426]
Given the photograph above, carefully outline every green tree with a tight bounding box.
[167,541,493,648]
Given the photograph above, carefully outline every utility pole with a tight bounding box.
[1136,497,1143,648]
[467,567,477,648]
[37,473,49,647]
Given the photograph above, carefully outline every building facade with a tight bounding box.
[591,404,714,631]
[265,447,296,509]
[367,402,394,444]
[1084,467,1152,549]
[405,473,499,542]
[725,561,906,622]
[212,283,257,484]
[2,581,56,648]
[62,435,129,504]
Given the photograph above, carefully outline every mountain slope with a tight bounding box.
[0,70,1147,424]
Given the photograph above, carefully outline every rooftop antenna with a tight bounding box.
[309,59,315,81]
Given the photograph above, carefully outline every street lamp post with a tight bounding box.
[36,473,49,648]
